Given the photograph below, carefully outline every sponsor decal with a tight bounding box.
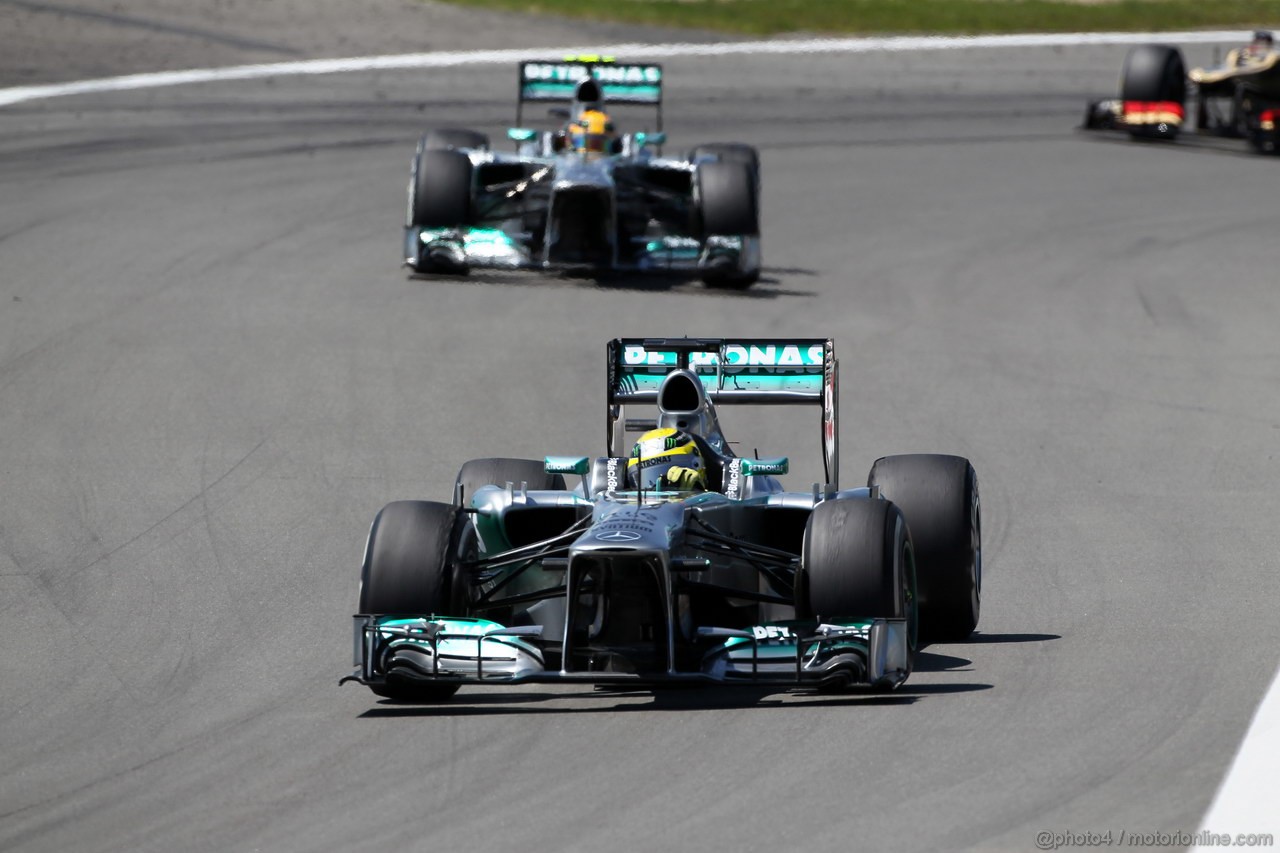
[521,63,661,85]
[751,625,795,641]
[1121,100,1184,125]
[725,457,742,500]
[605,457,620,491]
[622,343,825,368]
[818,623,871,640]
[597,514,658,532]
[523,62,590,83]
[636,455,678,470]
[632,430,691,458]
[824,375,836,445]
[595,64,662,85]
[596,529,642,542]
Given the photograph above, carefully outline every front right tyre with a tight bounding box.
[696,160,760,289]
[359,500,471,701]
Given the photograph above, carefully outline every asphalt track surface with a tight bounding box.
[2,22,1280,853]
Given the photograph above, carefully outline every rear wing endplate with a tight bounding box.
[517,58,663,128]
[606,338,839,488]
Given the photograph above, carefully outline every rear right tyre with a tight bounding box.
[421,128,490,152]
[454,457,567,507]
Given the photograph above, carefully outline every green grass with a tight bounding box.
[435,0,1280,36]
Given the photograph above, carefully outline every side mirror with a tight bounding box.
[507,128,538,142]
[633,131,667,148]
[544,456,590,476]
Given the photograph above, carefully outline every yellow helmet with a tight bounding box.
[569,109,616,154]
[627,428,706,491]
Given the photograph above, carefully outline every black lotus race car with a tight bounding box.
[342,338,982,702]
[402,58,762,286]
[1084,32,1280,153]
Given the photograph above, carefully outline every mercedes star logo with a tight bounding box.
[595,529,642,542]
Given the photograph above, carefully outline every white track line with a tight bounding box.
[0,29,1255,107]
[1192,662,1280,850]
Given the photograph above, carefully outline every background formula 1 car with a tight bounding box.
[343,338,982,702]
[1084,32,1280,153]
[402,58,762,287]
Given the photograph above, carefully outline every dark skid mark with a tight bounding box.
[0,0,303,56]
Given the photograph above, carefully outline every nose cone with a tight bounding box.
[573,502,683,554]
[553,158,613,187]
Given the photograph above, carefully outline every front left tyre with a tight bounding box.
[868,454,980,643]
[801,498,914,627]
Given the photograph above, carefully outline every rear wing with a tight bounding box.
[606,338,839,488]
[517,58,664,129]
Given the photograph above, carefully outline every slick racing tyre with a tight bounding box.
[1120,45,1186,139]
[688,143,761,191]
[696,160,760,289]
[359,500,473,701]
[697,161,759,237]
[409,148,472,229]
[801,498,914,629]
[868,454,980,642]
[421,128,490,152]
[454,458,567,507]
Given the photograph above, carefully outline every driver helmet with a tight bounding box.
[627,428,707,492]
[569,109,617,155]
[1249,30,1275,57]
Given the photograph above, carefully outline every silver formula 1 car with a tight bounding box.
[342,338,982,702]
[1084,32,1280,153]
[402,59,762,287]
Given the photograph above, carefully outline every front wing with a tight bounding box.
[341,615,911,692]
[405,225,759,278]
